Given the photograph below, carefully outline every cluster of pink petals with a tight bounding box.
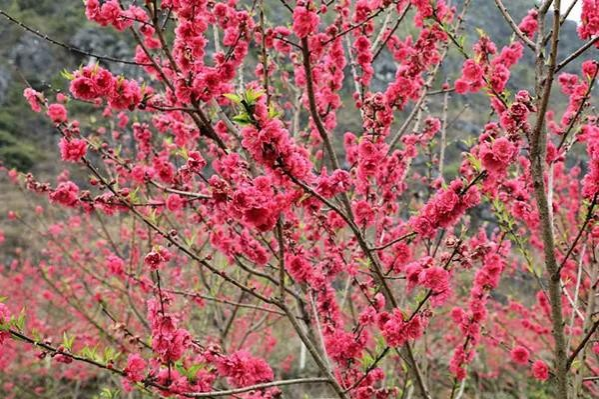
[518,9,538,39]
[147,298,191,363]
[85,0,145,32]
[450,249,505,380]
[410,179,481,238]
[70,65,142,111]
[292,4,320,38]
[23,88,43,112]
[578,0,599,46]
[379,310,425,348]
[0,304,10,348]
[59,138,87,163]
[215,350,274,387]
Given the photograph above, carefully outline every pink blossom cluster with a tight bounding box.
[499,90,534,136]
[85,0,146,32]
[557,61,597,128]
[0,303,10,349]
[580,121,599,198]
[144,247,173,271]
[293,4,320,38]
[455,38,524,96]
[147,297,192,363]
[518,9,539,38]
[241,112,312,181]
[478,132,518,178]
[222,175,285,232]
[69,65,142,111]
[450,246,505,380]
[379,310,425,348]
[410,179,481,238]
[578,0,599,46]
[215,350,274,387]
[385,26,448,110]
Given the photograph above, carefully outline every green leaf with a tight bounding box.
[62,332,75,351]
[187,363,205,376]
[223,93,242,104]
[31,328,42,342]
[268,105,281,119]
[374,335,386,353]
[14,309,26,331]
[103,346,119,362]
[465,153,482,172]
[360,352,374,370]
[128,187,140,204]
[244,88,265,104]
[184,232,197,247]
[147,209,158,224]
[232,113,253,126]
[61,69,75,80]
[178,146,189,160]
[97,387,120,399]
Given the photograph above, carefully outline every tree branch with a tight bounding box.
[492,0,536,50]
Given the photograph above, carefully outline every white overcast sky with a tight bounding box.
[561,0,582,23]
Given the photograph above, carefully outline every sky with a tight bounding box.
[561,0,582,23]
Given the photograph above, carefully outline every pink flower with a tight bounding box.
[582,60,598,79]
[108,79,142,110]
[518,9,538,38]
[54,354,73,364]
[285,254,313,283]
[324,329,365,364]
[124,354,146,382]
[217,350,274,387]
[404,315,425,340]
[144,250,166,270]
[152,327,191,362]
[186,151,206,172]
[23,88,43,112]
[380,309,416,347]
[47,104,68,124]
[531,360,549,381]
[421,267,449,293]
[479,137,517,176]
[292,6,319,38]
[59,138,87,163]
[510,346,530,365]
[106,254,125,276]
[49,181,80,207]
[242,118,312,180]
[93,68,116,96]
[462,60,483,83]
[317,170,350,198]
[578,0,599,44]
[70,77,97,100]
[353,200,375,226]
[0,303,10,347]
[166,194,184,212]
[454,78,469,94]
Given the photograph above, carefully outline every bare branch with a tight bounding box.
[492,0,536,50]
